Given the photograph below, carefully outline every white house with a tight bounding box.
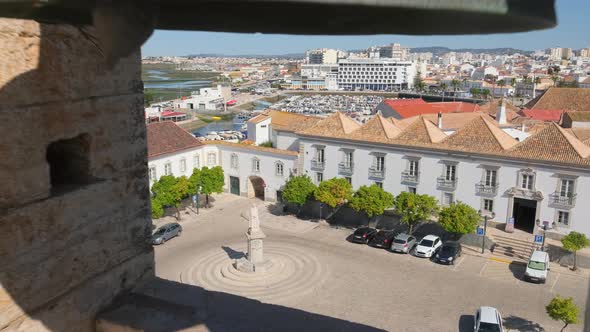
[147,121,297,202]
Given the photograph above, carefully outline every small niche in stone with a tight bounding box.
[46,133,92,193]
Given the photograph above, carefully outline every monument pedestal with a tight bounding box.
[234,205,272,273]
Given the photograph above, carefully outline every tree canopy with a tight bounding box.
[314,177,353,208]
[150,175,189,219]
[348,185,394,218]
[439,202,480,235]
[151,197,164,219]
[199,166,225,206]
[393,192,439,233]
[546,296,578,331]
[281,175,317,206]
[561,232,590,270]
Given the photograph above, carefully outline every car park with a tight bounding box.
[368,230,398,249]
[152,223,182,245]
[414,235,442,258]
[435,242,462,265]
[351,227,378,244]
[474,306,504,332]
[524,250,550,284]
[391,233,417,254]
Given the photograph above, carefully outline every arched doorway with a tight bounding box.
[247,176,265,200]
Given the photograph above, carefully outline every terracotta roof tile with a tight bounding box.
[351,114,402,140]
[297,111,360,138]
[508,123,590,164]
[521,109,564,122]
[248,112,271,124]
[565,111,590,122]
[147,121,202,158]
[525,87,590,112]
[268,110,322,132]
[441,114,518,152]
[566,128,590,142]
[395,116,447,144]
[202,141,298,156]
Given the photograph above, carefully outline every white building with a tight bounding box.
[305,48,340,64]
[174,84,230,111]
[147,121,297,202]
[337,58,417,91]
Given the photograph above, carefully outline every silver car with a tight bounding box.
[152,223,182,245]
[391,233,417,254]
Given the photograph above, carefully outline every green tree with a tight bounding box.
[281,175,317,210]
[314,178,353,209]
[187,167,201,196]
[151,197,164,219]
[150,175,188,220]
[497,79,506,97]
[469,87,480,99]
[546,296,579,331]
[393,192,439,233]
[551,75,560,86]
[439,202,480,235]
[199,166,224,207]
[481,89,491,100]
[349,185,394,225]
[439,82,447,102]
[561,231,590,271]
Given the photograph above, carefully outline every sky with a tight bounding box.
[142,0,589,56]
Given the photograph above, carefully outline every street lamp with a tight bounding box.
[478,210,496,254]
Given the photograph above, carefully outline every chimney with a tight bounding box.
[496,98,507,125]
[521,123,526,132]
[437,112,443,128]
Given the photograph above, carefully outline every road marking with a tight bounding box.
[452,257,465,271]
[479,261,488,276]
[488,256,513,264]
[550,273,560,293]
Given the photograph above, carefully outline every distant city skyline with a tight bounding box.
[142,0,589,56]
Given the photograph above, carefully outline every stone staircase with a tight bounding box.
[491,234,537,262]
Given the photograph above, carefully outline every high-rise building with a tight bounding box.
[337,58,416,91]
[549,47,562,60]
[562,48,573,60]
[377,43,410,61]
[580,48,590,58]
[305,48,339,64]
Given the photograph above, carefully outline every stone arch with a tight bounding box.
[247,176,265,200]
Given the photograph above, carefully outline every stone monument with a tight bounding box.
[235,205,272,273]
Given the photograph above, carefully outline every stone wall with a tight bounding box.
[0,19,154,331]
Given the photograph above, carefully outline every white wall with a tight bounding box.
[300,137,590,236]
[275,130,300,151]
[148,147,203,187]
[247,117,271,145]
[217,145,297,202]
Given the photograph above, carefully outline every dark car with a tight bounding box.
[152,222,182,245]
[435,241,462,265]
[368,230,398,249]
[351,227,378,244]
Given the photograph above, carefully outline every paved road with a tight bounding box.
[153,195,589,331]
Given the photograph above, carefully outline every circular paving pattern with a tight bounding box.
[182,242,329,303]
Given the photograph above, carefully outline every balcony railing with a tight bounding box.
[368,167,385,179]
[338,162,354,175]
[549,192,576,208]
[475,182,498,195]
[311,159,325,170]
[437,176,458,190]
[401,171,419,184]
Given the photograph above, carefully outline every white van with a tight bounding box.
[524,250,549,283]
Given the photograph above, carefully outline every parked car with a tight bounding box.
[152,223,182,245]
[435,242,462,265]
[391,233,417,254]
[524,250,550,283]
[351,227,378,244]
[414,235,442,258]
[368,230,398,249]
[474,306,504,332]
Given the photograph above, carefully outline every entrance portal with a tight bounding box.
[512,198,537,233]
[247,176,265,200]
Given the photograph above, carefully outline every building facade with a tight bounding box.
[337,59,417,91]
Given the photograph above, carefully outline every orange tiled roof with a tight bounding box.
[441,114,518,152]
[395,116,447,144]
[525,87,590,112]
[297,112,360,138]
[147,121,202,158]
[267,110,322,132]
[350,114,401,140]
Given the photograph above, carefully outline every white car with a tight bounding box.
[414,235,442,258]
[524,250,550,283]
[474,306,504,332]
